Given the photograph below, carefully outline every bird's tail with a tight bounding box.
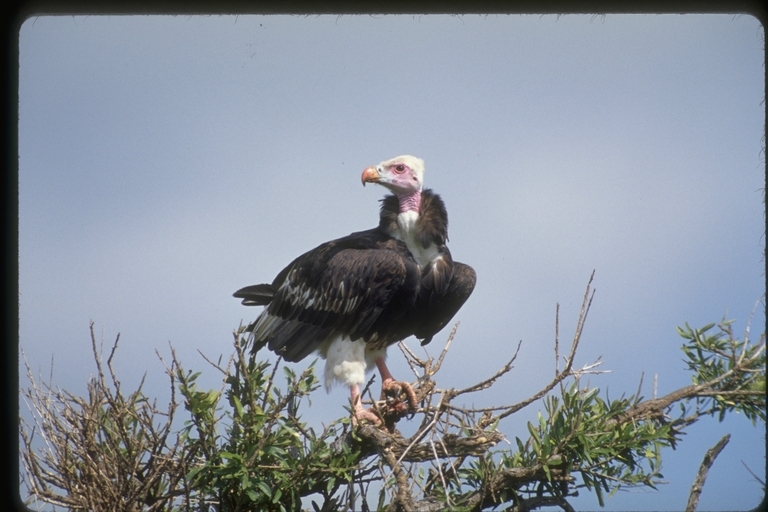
[233,283,276,306]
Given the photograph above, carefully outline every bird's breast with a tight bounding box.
[396,211,441,268]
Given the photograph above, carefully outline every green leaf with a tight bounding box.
[542,463,552,481]
[220,451,242,463]
[232,394,244,418]
[594,477,605,507]
[256,480,272,498]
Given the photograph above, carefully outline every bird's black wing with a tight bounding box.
[237,230,420,362]
[414,261,477,346]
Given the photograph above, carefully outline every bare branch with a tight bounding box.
[398,341,426,380]
[196,348,231,375]
[448,340,521,398]
[686,434,731,512]
[486,282,597,424]
[21,325,188,510]
[354,424,504,464]
[433,322,458,376]
[741,460,766,487]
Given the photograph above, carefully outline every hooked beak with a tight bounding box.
[361,166,380,186]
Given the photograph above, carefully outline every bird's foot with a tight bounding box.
[351,401,382,426]
[380,378,418,415]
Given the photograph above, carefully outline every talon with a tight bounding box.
[373,357,418,429]
[390,400,411,414]
[381,378,418,414]
[352,404,382,426]
[349,383,382,426]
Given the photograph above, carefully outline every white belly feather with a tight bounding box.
[319,335,386,391]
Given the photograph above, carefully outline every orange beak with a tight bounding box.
[361,166,379,186]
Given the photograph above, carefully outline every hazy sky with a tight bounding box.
[18,14,764,510]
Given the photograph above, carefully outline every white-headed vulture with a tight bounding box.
[234,155,476,425]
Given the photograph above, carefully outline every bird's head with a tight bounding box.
[361,155,425,195]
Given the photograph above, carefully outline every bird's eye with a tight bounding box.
[393,164,406,174]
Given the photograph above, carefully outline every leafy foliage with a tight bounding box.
[507,383,672,507]
[177,332,365,512]
[20,284,765,511]
[679,319,766,423]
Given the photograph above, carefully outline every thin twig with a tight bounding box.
[741,459,766,487]
[450,340,522,398]
[261,355,283,411]
[489,274,597,424]
[433,322,459,376]
[395,392,447,467]
[429,437,451,508]
[398,341,426,379]
[196,349,231,375]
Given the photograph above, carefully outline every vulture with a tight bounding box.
[234,155,476,425]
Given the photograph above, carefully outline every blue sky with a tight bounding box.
[18,14,764,510]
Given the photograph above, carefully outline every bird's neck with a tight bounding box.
[397,190,421,213]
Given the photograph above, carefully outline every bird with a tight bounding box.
[234,155,476,425]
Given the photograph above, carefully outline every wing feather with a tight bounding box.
[246,233,419,362]
[414,261,477,345]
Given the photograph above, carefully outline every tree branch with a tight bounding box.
[686,434,731,512]
[354,424,504,463]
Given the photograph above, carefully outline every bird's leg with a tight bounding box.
[375,356,418,414]
[349,384,381,425]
